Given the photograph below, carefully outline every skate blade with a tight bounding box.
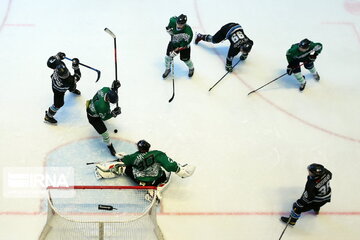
[43,120,57,125]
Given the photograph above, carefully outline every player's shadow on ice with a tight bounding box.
[263,70,299,91]
[194,42,229,59]
[56,94,85,124]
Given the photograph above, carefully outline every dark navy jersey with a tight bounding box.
[298,168,332,205]
[225,23,251,48]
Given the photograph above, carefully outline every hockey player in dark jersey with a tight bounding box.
[44,52,81,124]
[195,23,254,72]
[281,163,332,226]
[286,38,323,91]
[162,14,195,78]
[86,85,121,156]
[95,139,196,201]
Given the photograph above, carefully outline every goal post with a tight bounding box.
[39,185,164,240]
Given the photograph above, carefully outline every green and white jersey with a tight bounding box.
[122,150,179,182]
[87,87,113,121]
[286,42,323,64]
[167,16,193,49]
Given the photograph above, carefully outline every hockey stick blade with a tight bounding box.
[104,28,116,38]
[168,60,175,102]
[208,59,241,92]
[168,79,175,102]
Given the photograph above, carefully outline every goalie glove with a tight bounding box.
[176,164,196,178]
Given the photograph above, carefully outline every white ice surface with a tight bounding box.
[1,0,360,239]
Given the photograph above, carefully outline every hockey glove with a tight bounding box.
[286,66,293,75]
[74,74,81,82]
[166,26,174,35]
[169,51,178,58]
[176,164,196,178]
[69,82,77,92]
[111,80,121,90]
[56,52,66,60]
[111,107,121,117]
[72,58,80,69]
[308,53,317,61]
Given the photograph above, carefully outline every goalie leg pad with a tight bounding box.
[95,162,125,179]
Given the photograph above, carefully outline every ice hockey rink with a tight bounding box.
[1,0,360,239]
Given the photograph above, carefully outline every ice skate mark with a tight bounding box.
[344,0,360,16]
[0,0,12,33]
[323,21,360,44]
[194,0,360,143]
[5,23,35,27]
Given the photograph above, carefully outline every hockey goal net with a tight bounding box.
[39,186,164,240]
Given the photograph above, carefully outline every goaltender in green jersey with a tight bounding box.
[95,140,196,200]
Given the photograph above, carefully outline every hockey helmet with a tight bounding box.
[177,14,187,25]
[137,140,151,153]
[307,163,325,177]
[55,64,70,79]
[105,90,118,104]
[299,38,311,50]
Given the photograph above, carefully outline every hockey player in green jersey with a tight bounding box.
[95,140,196,200]
[86,86,121,156]
[286,38,322,91]
[162,14,195,78]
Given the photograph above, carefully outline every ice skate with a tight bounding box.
[162,68,171,78]
[299,81,306,92]
[240,54,248,61]
[280,216,297,226]
[195,33,203,44]
[44,111,57,124]
[188,68,194,77]
[313,72,320,81]
[71,89,81,95]
[225,64,233,72]
[107,143,116,156]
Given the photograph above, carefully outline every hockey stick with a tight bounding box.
[168,59,175,102]
[104,27,120,107]
[278,218,291,240]
[64,57,101,82]
[208,59,241,92]
[247,72,287,95]
[247,63,304,95]
[86,158,122,165]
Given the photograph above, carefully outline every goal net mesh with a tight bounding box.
[39,186,164,240]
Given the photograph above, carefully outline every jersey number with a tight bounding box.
[231,31,245,43]
[137,155,155,171]
[319,181,330,196]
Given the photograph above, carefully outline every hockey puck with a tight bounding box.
[114,129,118,133]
